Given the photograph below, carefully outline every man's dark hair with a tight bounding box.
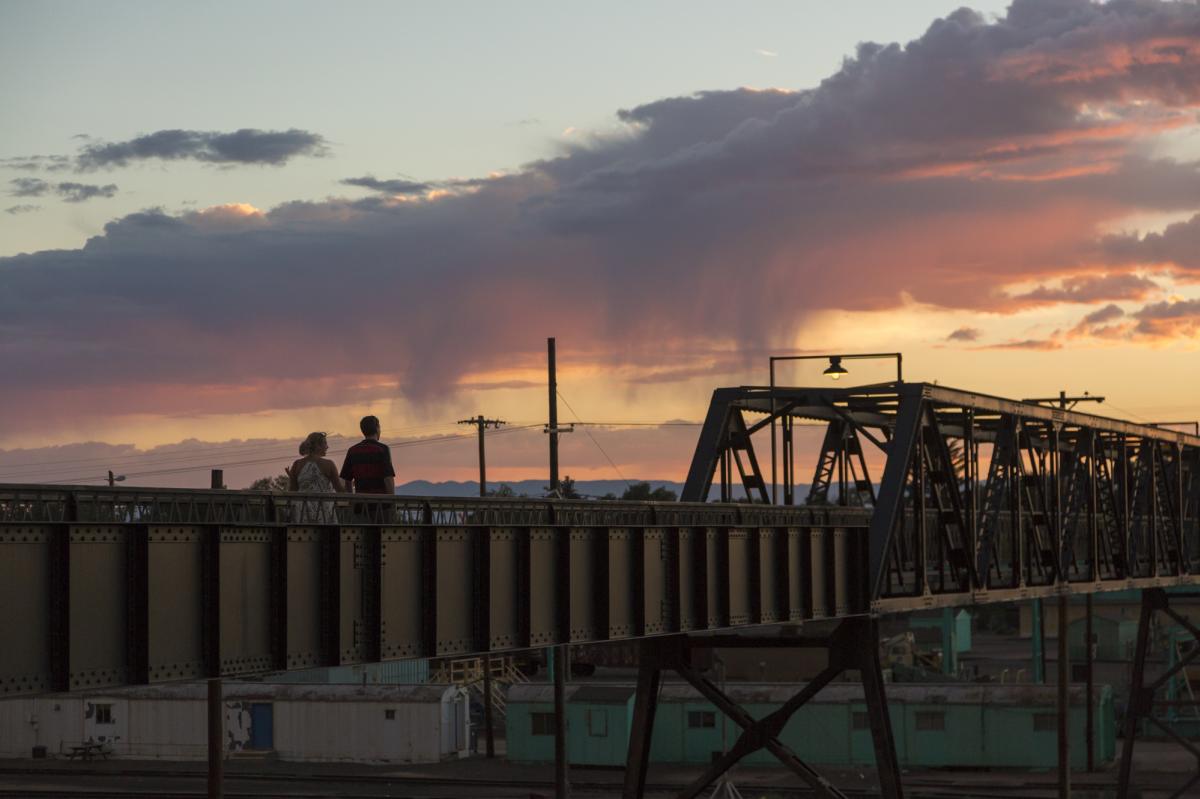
[360,415,381,437]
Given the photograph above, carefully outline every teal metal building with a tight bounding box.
[1067,615,1139,662]
[506,682,1115,769]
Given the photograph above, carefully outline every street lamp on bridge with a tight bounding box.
[767,351,903,505]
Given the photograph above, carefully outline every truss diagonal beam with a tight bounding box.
[1118,588,1200,799]
[869,388,924,599]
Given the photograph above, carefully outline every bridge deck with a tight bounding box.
[2,381,1199,697]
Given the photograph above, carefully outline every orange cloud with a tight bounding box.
[5,0,1200,448]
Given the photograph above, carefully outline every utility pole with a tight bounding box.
[548,337,560,495]
[208,677,222,799]
[457,415,506,497]
[544,337,575,498]
[545,337,570,799]
[456,416,505,760]
[455,411,525,762]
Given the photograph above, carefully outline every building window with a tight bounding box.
[688,710,716,729]
[587,709,607,737]
[852,711,869,731]
[94,704,113,725]
[384,709,395,721]
[1072,663,1088,683]
[915,711,944,731]
[531,712,555,736]
[1033,713,1056,732]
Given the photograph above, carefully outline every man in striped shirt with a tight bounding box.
[340,415,396,494]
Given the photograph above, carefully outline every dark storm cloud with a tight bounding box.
[1064,299,1200,341]
[0,155,71,172]
[1067,302,1128,339]
[9,177,49,197]
[76,128,329,169]
[1102,212,1200,271]
[1082,303,1126,326]
[983,338,1064,351]
[7,178,117,202]
[341,176,431,195]
[946,327,982,342]
[3,0,1200,433]
[1012,274,1159,304]
[1135,298,1200,321]
[1130,298,1200,338]
[4,204,40,215]
[57,182,118,203]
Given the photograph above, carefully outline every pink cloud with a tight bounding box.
[3,1,1200,437]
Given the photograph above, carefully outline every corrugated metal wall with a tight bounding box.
[266,660,430,685]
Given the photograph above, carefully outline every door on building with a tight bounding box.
[248,704,274,750]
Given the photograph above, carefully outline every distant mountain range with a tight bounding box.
[396,479,811,502]
[395,479,684,499]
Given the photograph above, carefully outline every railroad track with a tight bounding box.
[0,767,1123,799]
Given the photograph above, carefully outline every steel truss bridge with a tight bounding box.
[2,381,1199,799]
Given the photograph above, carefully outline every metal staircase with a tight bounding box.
[431,655,527,718]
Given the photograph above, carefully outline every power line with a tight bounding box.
[0,422,476,480]
[1098,401,1154,424]
[1,420,700,479]
[570,421,703,427]
[556,390,631,489]
[44,425,543,485]
[0,438,354,480]
[0,420,470,473]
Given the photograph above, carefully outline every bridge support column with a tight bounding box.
[858,619,904,799]
[620,620,903,799]
[554,644,570,799]
[1117,588,1200,799]
[622,640,669,799]
[207,677,222,799]
[1057,594,1070,799]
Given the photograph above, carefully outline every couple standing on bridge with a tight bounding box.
[286,415,396,522]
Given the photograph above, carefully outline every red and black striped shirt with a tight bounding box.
[339,439,395,494]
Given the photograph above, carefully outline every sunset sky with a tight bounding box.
[2,0,1200,489]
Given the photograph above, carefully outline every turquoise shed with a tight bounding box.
[1067,616,1138,662]
[504,684,636,766]
[506,682,1115,769]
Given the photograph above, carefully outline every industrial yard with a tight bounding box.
[3,600,1199,797]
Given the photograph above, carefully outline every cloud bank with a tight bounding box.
[8,177,118,202]
[1,129,329,174]
[76,128,329,168]
[3,0,1200,436]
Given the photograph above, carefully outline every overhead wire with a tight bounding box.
[2,420,695,481]
[0,420,470,473]
[0,438,354,480]
[568,421,702,427]
[16,409,693,488]
[44,424,544,486]
[1098,401,1155,424]
[556,390,632,489]
[0,422,473,481]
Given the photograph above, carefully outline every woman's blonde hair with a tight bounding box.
[299,432,328,456]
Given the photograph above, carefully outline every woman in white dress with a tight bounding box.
[287,432,345,523]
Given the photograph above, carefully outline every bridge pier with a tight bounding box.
[207,677,222,799]
[621,620,903,799]
[1118,588,1200,799]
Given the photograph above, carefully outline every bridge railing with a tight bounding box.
[0,484,872,698]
